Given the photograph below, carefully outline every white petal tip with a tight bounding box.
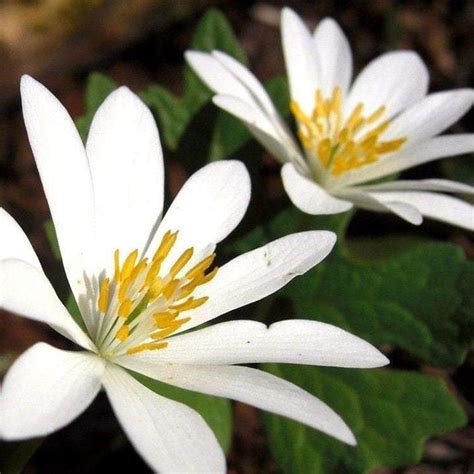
[20,75,42,96]
[344,430,358,446]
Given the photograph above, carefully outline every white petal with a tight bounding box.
[338,189,423,225]
[86,87,164,272]
[313,18,352,96]
[0,343,104,440]
[102,364,225,473]
[0,259,94,350]
[339,134,474,187]
[211,50,280,117]
[174,231,336,333]
[116,319,388,368]
[147,160,250,270]
[213,95,303,165]
[187,51,303,167]
[346,51,429,119]
[281,162,353,214]
[281,7,320,115]
[117,362,356,446]
[359,178,474,194]
[20,75,95,301]
[0,208,40,268]
[368,191,474,230]
[386,89,474,144]
[185,50,260,109]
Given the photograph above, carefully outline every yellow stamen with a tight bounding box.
[98,278,110,314]
[153,311,178,328]
[163,279,180,300]
[118,299,133,318]
[121,250,138,282]
[185,253,216,280]
[153,231,178,262]
[116,325,130,341]
[114,250,120,283]
[151,318,191,340]
[170,296,208,312]
[126,341,168,355]
[169,248,194,278]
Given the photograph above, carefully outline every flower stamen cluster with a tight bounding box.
[290,87,406,176]
[95,230,217,357]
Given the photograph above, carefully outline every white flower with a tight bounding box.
[186,7,474,230]
[0,76,388,473]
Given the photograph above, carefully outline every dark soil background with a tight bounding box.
[0,1,473,472]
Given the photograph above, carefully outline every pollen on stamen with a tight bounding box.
[290,87,406,176]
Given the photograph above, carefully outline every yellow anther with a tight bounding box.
[169,248,194,278]
[318,139,331,166]
[118,299,133,318]
[170,296,208,312]
[148,277,164,299]
[126,342,168,355]
[185,253,216,280]
[130,259,148,281]
[367,105,386,123]
[144,258,162,288]
[121,250,138,282]
[153,231,178,262]
[116,325,130,342]
[376,138,406,154]
[153,311,178,328]
[151,318,191,340]
[163,279,180,299]
[118,277,132,303]
[98,278,110,314]
[114,249,120,283]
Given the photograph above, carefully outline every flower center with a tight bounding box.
[94,230,217,357]
[290,87,406,176]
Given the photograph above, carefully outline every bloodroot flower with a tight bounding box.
[0,76,388,473]
[186,8,474,230]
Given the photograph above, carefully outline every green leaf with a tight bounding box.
[140,85,190,150]
[263,364,467,473]
[76,72,117,140]
[132,371,233,452]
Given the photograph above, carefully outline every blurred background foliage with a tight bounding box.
[0,1,473,473]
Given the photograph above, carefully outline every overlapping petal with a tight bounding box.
[281,7,320,115]
[116,319,388,367]
[173,231,336,333]
[0,259,94,350]
[367,191,474,230]
[345,51,429,119]
[102,364,226,473]
[20,75,95,302]
[86,87,164,273]
[147,160,250,272]
[0,343,104,440]
[385,89,474,144]
[313,17,353,96]
[282,163,353,214]
[114,362,356,446]
[0,209,41,268]
[337,189,423,225]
